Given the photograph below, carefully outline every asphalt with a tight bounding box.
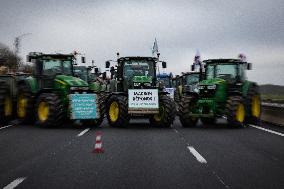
[0,118,283,189]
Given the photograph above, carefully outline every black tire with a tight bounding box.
[179,95,198,127]
[17,84,34,123]
[0,82,13,123]
[245,84,261,125]
[201,118,215,125]
[83,92,107,127]
[106,95,130,127]
[35,93,63,127]
[149,95,176,128]
[225,96,246,128]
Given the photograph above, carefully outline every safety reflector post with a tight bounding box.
[92,132,104,153]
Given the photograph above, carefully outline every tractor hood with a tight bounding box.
[55,75,88,87]
[199,78,226,86]
[133,76,152,83]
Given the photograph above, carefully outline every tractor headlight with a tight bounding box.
[134,82,141,87]
[198,85,205,90]
[144,82,151,87]
[207,85,216,90]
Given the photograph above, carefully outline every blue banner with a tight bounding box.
[70,94,98,119]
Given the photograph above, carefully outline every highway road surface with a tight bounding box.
[0,118,283,189]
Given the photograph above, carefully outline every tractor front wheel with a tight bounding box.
[106,95,129,127]
[179,95,198,127]
[246,85,261,124]
[17,85,34,123]
[35,93,63,127]
[226,96,246,128]
[0,83,13,123]
[149,95,176,128]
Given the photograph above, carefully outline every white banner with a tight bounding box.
[128,89,159,109]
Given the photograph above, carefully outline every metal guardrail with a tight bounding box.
[261,102,284,126]
[261,102,284,108]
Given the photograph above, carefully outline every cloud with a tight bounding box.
[0,0,283,84]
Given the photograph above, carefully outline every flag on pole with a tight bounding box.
[152,38,159,56]
[238,53,247,62]
[194,49,201,66]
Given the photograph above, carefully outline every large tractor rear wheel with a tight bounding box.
[246,84,261,125]
[35,93,63,127]
[17,84,34,123]
[106,95,129,127]
[0,83,13,123]
[226,96,246,128]
[179,95,198,127]
[149,95,176,128]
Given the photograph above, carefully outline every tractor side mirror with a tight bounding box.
[94,68,99,74]
[191,65,195,71]
[162,61,167,68]
[105,61,110,68]
[247,63,252,70]
[81,57,86,63]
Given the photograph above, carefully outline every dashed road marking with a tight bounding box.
[187,146,207,164]
[0,125,13,130]
[3,177,26,189]
[249,125,284,137]
[77,128,90,137]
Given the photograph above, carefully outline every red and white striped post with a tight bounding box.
[93,132,104,153]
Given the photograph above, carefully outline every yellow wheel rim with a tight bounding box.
[109,101,119,122]
[252,95,260,118]
[17,94,27,118]
[4,96,12,116]
[154,105,165,122]
[38,101,49,122]
[236,103,245,123]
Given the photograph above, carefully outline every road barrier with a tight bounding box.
[261,103,284,126]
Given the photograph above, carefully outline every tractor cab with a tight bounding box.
[26,52,80,89]
[204,59,251,84]
[157,73,174,99]
[181,72,200,94]
[106,57,165,92]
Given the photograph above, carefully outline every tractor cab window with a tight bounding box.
[42,59,73,76]
[185,74,199,85]
[158,77,171,88]
[123,60,154,79]
[206,64,237,82]
[74,67,88,82]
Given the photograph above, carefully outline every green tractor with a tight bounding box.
[74,65,108,93]
[105,56,176,127]
[10,52,104,127]
[179,59,261,127]
[0,72,30,123]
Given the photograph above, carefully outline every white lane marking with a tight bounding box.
[3,177,26,189]
[173,129,179,133]
[249,125,284,137]
[77,128,90,137]
[0,125,13,130]
[187,146,207,164]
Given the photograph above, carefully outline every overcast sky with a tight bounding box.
[0,0,283,85]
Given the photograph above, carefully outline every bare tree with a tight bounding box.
[0,42,21,72]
